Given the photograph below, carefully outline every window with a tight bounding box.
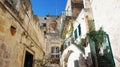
[78,24,81,35]
[74,29,78,40]
[51,46,59,58]
[68,42,70,46]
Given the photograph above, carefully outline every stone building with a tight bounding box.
[0,0,45,67]
[39,15,61,64]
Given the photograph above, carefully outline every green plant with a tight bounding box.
[87,27,106,47]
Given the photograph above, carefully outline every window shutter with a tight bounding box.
[74,29,78,40]
[78,24,81,35]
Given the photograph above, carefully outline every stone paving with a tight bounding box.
[47,64,60,67]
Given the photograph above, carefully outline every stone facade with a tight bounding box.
[0,0,45,67]
[39,15,61,65]
[65,0,83,18]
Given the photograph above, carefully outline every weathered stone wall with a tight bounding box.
[91,0,120,66]
[0,0,45,67]
[45,16,61,58]
[0,7,25,67]
[38,16,61,65]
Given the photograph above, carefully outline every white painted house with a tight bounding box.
[60,0,89,67]
[73,0,120,66]
[89,0,120,66]
[61,0,120,67]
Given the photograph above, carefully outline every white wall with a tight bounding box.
[73,9,91,57]
[91,0,120,66]
[74,9,87,42]
[65,0,72,16]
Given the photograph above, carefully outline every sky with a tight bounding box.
[30,0,67,16]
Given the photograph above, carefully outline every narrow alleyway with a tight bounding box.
[0,0,119,67]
